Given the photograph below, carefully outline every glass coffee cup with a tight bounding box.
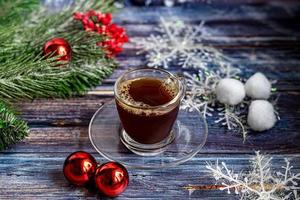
[114,68,185,156]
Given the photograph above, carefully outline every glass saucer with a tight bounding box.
[89,100,208,169]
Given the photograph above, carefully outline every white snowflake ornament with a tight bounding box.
[247,100,277,131]
[206,151,300,200]
[134,18,235,70]
[216,78,245,105]
[245,72,271,99]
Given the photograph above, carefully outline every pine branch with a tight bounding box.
[0,0,118,150]
[0,0,38,27]
[0,54,116,100]
[0,0,117,102]
[0,102,29,151]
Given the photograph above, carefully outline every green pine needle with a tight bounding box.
[0,102,29,151]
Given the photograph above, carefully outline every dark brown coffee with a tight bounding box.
[116,77,179,144]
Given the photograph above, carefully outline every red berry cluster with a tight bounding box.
[73,10,129,57]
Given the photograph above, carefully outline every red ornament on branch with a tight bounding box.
[73,10,129,57]
[43,38,72,62]
[94,162,129,197]
[63,151,98,186]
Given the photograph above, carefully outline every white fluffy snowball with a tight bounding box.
[216,78,245,105]
[245,72,271,99]
[247,100,277,131]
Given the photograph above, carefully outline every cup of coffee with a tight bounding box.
[114,68,185,156]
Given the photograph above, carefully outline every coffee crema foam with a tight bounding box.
[116,78,179,116]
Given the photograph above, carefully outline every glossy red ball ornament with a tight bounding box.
[43,38,72,62]
[63,151,98,186]
[94,162,129,197]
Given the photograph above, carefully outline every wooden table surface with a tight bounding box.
[1,0,300,199]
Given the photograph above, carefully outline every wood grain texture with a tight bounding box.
[8,92,299,154]
[1,0,300,199]
[0,153,299,199]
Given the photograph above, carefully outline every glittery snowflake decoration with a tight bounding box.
[182,66,248,139]
[206,152,300,200]
[216,104,248,137]
[135,17,234,70]
[181,71,218,117]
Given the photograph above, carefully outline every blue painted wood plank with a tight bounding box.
[0,153,299,199]
[3,89,297,154]
[114,3,300,25]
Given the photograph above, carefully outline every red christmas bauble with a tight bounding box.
[63,151,98,186]
[43,38,72,62]
[94,162,129,197]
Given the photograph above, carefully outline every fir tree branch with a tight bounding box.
[0,0,38,27]
[0,102,29,151]
[0,0,117,102]
[0,0,117,150]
